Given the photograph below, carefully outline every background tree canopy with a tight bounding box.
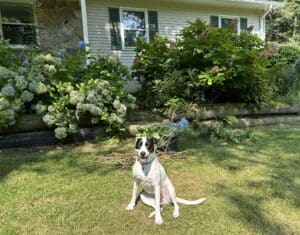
[266,0,300,43]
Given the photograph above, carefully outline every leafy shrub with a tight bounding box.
[0,40,20,70]
[133,19,271,109]
[0,49,136,139]
[187,120,254,144]
[268,45,300,101]
[41,54,136,139]
[132,37,176,108]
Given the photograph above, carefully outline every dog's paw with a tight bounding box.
[173,210,179,218]
[155,216,163,225]
[125,203,135,211]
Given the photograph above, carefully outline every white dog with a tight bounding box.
[126,137,206,225]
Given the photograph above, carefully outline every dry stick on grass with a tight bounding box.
[94,149,197,168]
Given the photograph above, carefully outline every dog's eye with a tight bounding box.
[145,143,149,147]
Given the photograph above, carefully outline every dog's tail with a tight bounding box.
[176,197,207,205]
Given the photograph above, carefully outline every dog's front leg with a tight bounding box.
[126,180,138,211]
[154,184,163,225]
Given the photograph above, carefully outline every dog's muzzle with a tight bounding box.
[139,151,148,163]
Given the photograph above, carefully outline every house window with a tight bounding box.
[0,4,36,45]
[108,8,158,50]
[221,17,238,33]
[122,9,147,48]
[210,15,248,34]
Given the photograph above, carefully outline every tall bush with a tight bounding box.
[132,19,271,108]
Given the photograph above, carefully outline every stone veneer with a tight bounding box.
[35,0,82,51]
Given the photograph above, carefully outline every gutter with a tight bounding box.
[79,0,90,64]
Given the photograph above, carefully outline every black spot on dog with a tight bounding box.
[135,137,143,149]
[146,137,155,153]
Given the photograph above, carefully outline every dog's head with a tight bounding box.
[135,137,156,164]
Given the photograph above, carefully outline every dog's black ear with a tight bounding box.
[150,137,158,145]
[135,137,143,149]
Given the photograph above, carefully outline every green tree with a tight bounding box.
[266,0,300,43]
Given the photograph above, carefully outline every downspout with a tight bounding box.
[260,4,273,41]
[79,0,90,64]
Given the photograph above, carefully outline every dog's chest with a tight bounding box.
[133,161,157,194]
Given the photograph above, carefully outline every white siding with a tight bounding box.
[86,0,263,67]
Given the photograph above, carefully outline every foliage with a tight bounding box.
[268,44,300,102]
[189,120,254,144]
[269,44,300,65]
[266,0,300,43]
[0,48,136,139]
[132,37,176,108]
[0,66,32,128]
[133,19,271,109]
[0,40,20,70]
[137,121,179,151]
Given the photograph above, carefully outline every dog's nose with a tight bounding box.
[140,151,146,157]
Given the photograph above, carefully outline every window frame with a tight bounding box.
[218,15,241,35]
[0,3,37,47]
[119,7,149,50]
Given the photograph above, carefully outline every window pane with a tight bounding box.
[221,18,238,33]
[3,24,36,44]
[1,5,34,23]
[123,10,145,30]
[124,30,145,47]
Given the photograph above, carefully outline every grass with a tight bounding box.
[0,123,299,234]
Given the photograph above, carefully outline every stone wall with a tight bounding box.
[35,0,82,51]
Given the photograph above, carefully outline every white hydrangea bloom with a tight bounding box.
[70,90,84,105]
[43,114,56,126]
[35,82,48,94]
[15,76,28,90]
[102,81,110,88]
[48,105,55,113]
[54,127,68,139]
[1,85,15,97]
[68,123,77,134]
[0,97,10,110]
[44,64,56,75]
[33,102,47,115]
[20,90,34,102]
[12,98,23,111]
[117,104,127,117]
[90,106,102,116]
[102,89,109,96]
[110,113,124,124]
[86,90,97,103]
[5,108,15,121]
[113,99,121,109]
[0,66,16,80]
[29,81,37,91]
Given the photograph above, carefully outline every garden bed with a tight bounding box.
[1,104,299,149]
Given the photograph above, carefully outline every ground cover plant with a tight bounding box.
[0,123,299,234]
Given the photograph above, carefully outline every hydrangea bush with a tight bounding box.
[0,67,27,127]
[0,50,136,139]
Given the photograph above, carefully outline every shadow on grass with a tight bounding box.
[180,126,300,233]
[0,138,134,182]
[226,191,287,235]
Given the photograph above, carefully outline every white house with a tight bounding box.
[0,0,283,66]
[81,0,283,66]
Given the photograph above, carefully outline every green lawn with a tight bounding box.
[0,123,299,234]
